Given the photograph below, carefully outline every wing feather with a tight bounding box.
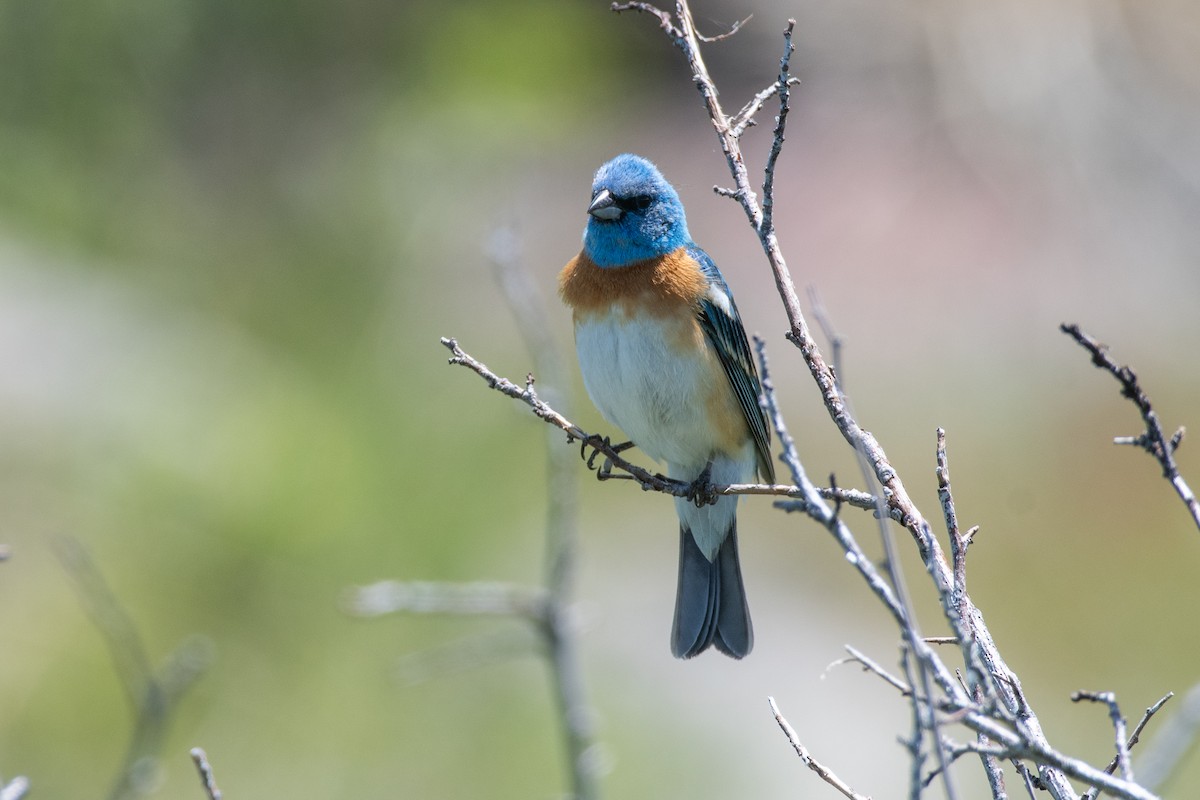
[688,246,775,484]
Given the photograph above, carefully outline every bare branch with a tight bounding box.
[761,18,796,240]
[768,697,872,800]
[949,707,1160,800]
[1013,761,1039,799]
[189,748,222,800]
[730,78,800,139]
[833,644,911,696]
[774,485,900,519]
[695,13,751,43]
[1061,323,1200,533]
[609,2,683,43]
[1118,683,1200,793]
[1073,691,1134,783]
[922,735,1013,790]
[0,777,30,800]
[936,428,967,613]
[1082,692,1174,800]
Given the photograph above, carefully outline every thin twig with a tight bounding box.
[1082,692,1174,800]
[730,79,800,139]
[441,336,680,500]
[610,2,683,43]
[1060,323,1200,533]
[769,697,872,800]
[834,644,911,696]
[922,736,1013,790]
[1013,761,1039,799]
[1129,682,1200,792]
[189,748,222,800]
[694,13,751,42]
[1073,691,1134,783]
[935,426,994,731]
[936,428,967,619]
[760,18,796,240]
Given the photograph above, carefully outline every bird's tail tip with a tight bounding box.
[671,524,753,659]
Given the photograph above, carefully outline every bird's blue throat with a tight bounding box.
[583,219,691,268]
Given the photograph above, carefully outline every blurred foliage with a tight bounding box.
[2,0,1199,798]
[0,0,660,796]
[0,0,641,355]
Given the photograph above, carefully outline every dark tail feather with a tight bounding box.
[671,524,753,659]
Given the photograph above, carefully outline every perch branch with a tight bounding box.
[442,335,888,513]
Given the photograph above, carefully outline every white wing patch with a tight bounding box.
[705,283,733,319]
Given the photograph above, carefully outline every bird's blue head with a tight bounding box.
[582,154,691,268]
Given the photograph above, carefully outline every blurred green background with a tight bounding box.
[1,0,1199,797]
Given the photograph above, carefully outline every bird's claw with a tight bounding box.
[579,435,635,481]
[685,462,718,507]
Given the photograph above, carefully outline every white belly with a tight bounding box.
[575,310,758,558]
[574,312,731,471]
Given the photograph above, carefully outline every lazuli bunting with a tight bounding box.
[559,154,774,659]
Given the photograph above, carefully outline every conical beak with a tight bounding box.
[587,189,622,220]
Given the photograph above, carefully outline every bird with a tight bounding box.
[558,153,774,659]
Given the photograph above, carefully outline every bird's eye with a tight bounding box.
[617,194,654,212]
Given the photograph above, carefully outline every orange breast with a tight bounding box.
[558,248,708,321]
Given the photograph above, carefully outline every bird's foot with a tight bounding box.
[580,435,635,481]
[685,462,718,507]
